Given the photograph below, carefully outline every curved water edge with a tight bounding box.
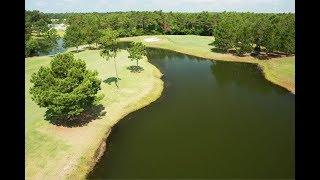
[28,41,294,179]
[31,38,294,94]
[89,47,294,179]
[121,40,295,94]
[66,61,164,179]
[147,46,294,94]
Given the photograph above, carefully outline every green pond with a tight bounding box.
[88,47,295,179]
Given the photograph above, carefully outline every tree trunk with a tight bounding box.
[255,45,261,53]
[136,60,138,67]
[113,58,119,88]
[76,46,79,53]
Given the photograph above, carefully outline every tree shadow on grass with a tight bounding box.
[103,77,121,88]
[127,65,144,73]
[208,41,216,46]
[70,49,85,53]
[210,47,228,54]
[104,77,121,84]
[44,104,106,128]
[84,46,100,50]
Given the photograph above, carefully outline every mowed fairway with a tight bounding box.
[25,50,163,179]
[121,35,295,93]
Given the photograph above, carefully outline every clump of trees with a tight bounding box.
[25,10,59,57]
[58,11,219,39]
[30,11,294,58]
[64,21,84,52]
[61,11,294,57]
[29,53,102,123]
[64,14,102,51]
[213,12,295,56]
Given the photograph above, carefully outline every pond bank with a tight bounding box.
[120,35,295,93]
[89,47,294,179]
[25,50,164,179]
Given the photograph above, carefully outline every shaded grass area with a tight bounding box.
[127,65,144,73]
[104,77,121,85]
[45,104,106,127]
[25,50,164,179]
[120,35,295,93]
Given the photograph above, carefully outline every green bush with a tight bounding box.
[30,53,103,122]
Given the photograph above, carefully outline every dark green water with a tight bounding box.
[89,48,295,179]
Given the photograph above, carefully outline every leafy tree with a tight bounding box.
[51,11,295,56]
[196,11,215,35]
[25,38,40,57]
[235,17,254,55]
[99,29,121,86]
[25,10,59,57]
[212,13,238,51]
[25,29,59,57]
[128,42,147,67]
[25,10,51,35]
[212,12,295,56]
[33,19,50,35]
[277,15,295,54]
[40,29,59,53]
[251,15,270,53]
[64,23,84,52]
[83,14,102,48]
[30,53,102,122]
[25,21,32,42]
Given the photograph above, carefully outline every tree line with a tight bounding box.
[26,10,294,57]
[62,11,294,56]
[62,11,218,38]
[25,10,59,57]
[213,12,295,56]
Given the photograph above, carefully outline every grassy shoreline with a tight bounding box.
[25,50,164,179]
[26,34,294,179]
[120,35,295,93]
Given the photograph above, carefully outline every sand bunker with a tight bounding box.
[144,37,160,42]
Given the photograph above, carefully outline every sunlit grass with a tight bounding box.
[25,50,164,179]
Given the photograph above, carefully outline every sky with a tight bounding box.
[25,0,295,13]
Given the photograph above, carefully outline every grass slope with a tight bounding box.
[120,35,295,93]
[25,50,164,179]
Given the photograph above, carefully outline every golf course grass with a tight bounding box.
[25,50,164,179]
[25,35,294,179]
[120,35,295,93]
